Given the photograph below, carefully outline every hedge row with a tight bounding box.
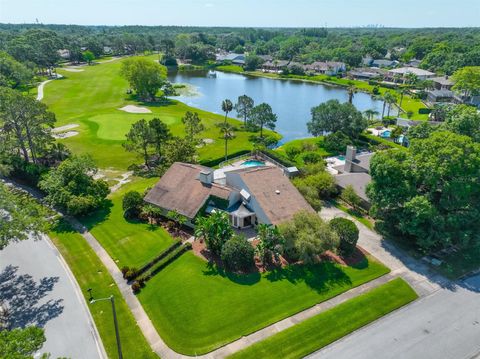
[200,150,251,168]
[136,240,182,278]
[258,149,297,168]
[142,243,192,281]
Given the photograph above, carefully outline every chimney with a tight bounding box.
[344,146,356,173]
[199,170,213,185]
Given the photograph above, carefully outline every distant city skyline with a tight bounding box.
[0,0,479,28]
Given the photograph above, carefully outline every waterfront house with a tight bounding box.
[144,162,314,229]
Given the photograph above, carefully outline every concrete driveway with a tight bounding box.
[310,206,480,359]
[0,235,105,359]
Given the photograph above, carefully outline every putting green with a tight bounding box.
[89,113,179,141]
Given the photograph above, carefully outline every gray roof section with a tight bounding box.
[335,172,372,201]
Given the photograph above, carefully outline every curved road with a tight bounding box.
[0,235,105,359]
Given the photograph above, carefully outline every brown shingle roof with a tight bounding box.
[144,162,232,219]
[237,166,315,225]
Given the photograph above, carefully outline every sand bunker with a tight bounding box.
[53,131,79,139]
[203,138,214,144]
[118,105,152,114]
[52,124,79,133]
[63,68,84,72]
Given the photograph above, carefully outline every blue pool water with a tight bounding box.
[381,130,392,138]
[337,155,346,161]
[242,160,266,167]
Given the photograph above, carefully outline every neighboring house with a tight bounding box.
[58,49,70,60]
[371,59,398,68]
[216,53,246,65]
[386,67,435,81]
[305,61,346,76]
[427,89,456,104]
[349,67,385,80]
[333,146,373,209]
[103,46,113,54]
[431,76,454,90]
[144,162,314,229]
[262,60,290,73]
[406,59,422,68]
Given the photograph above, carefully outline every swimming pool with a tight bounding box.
[336,155,346,161]
[242,160,266,167]
[381,130,392,138]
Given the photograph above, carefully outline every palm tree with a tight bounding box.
[221,99,233,124]
[218,122,235,161]
[364,109,379,122]
[398,88,405,108]
[383,91,397,118]
[347,83,357,104]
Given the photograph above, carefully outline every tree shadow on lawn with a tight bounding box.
[79,199,114,230]
[265,262,352,294]
[202,262,261,286]
[202,261,352,293]
[0,265,64,329]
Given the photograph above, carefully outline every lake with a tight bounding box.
[168,70,392,143]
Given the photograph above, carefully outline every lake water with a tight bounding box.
[168,70,392,143]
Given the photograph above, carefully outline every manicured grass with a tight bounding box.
[136,251,389,355]
[81,178,175,269]
[229,278,417,359]
[42,55,277,170]
[216,65,244,73]
[49,220,158,359]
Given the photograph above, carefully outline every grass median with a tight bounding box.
[229,277,417,359]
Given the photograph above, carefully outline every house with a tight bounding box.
[144,162,314,229]
[371,59,398,68]
[349,67,385,80]
[406,59,422,68]
[305,61,346,76]
[57,49,70,60]
[386,67,435,81]
[216,53,246,65]
[427,89,456,104]
[258,55,273,62]
[431,76,454,91]
[262,60,290,73]
[333,146,373,209]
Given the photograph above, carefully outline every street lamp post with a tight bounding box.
[88,289,123,359]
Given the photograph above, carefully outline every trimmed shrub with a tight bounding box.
[131,281,141,293]
[124,267,138,281]
[329,217,359,256]
[121,266,130,279]
[221,236,255,272]
[418,108,432,114]
[302,152,322,164]
[122,191,143,218]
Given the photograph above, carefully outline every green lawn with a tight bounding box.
[136,251,389,355]
[49,220,158,359]
[42,55,277,170]
[81,178,175,269]
[229,278,417,359]
[216,65,244,73]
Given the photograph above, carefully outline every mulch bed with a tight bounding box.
[322,246,369,267]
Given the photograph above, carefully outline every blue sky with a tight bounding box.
[0,0,479,27]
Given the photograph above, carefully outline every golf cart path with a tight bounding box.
[36,74,63,101]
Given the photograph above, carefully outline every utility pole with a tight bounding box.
[88,289,123,359]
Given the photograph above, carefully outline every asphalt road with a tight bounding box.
[0,236,105,359]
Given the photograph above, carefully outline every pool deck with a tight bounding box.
[214,158,275,184]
